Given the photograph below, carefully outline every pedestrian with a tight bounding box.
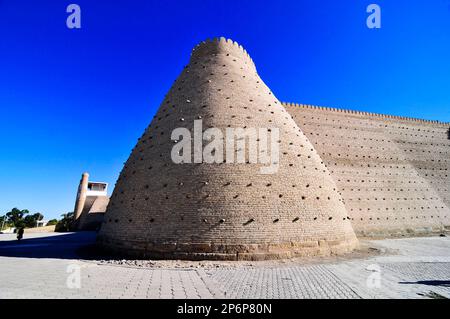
[17,227,24,241]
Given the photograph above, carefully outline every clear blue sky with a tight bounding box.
[0,0,449,220]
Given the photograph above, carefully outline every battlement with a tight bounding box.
[282,102,450,127]
[97,38,449,258]
[190,37,256,71]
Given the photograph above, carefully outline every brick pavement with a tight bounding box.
[0,232,449,299]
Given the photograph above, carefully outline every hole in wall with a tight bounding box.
[243,218,255,226]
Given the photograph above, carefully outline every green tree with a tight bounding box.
[23,213,44,228]
[55,212,75,232]
[46,219,58,226]
[4,209,47,229]
[6,208,29,228]
[0,215,10,230]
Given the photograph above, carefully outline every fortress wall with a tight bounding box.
[97,38,358,260]
[77,196,108,230]
[284,103,450,236]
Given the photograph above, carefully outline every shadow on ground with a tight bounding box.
[0,232,103,260]
[400,280,450,287]
[0,232,154,261]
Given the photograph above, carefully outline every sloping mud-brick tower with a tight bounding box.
[97,38,358,260]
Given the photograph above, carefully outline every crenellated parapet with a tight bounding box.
[282,102,450,127]
[190,37,256,71]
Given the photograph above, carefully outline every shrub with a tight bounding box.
[55,212,74,232]
[46,219,58,226]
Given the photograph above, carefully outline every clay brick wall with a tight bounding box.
[284,103,450,237]
[78,196,108,231]
[24,225,56,233]
[97,38,358,260]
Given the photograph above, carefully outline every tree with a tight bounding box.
[34,213,44,222]
[5,209,47,229]
[23,213,44,228]
[46,219,58,226]
[0,215,10,230]
[55,212,75,232]
[6,208,29,228]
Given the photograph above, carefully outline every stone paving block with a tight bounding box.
[1,233,449,299]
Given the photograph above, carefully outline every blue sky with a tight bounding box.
[0,0,449,220]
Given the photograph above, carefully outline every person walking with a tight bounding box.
[17,227,24,241]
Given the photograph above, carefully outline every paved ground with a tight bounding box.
[0,232,449,299]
